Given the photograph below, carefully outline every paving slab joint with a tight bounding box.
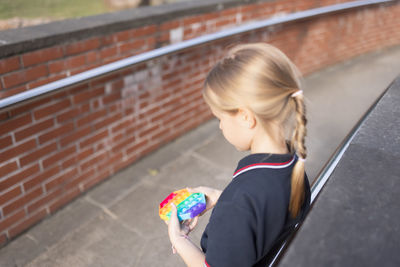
[85,196,119,220]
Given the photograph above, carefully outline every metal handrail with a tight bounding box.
[0,0,393,110]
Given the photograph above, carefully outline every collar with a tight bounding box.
[233,153,296,179]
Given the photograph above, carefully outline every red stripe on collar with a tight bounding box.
[233,156,296,179]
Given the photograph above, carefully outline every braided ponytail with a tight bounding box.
[289,92,307,218]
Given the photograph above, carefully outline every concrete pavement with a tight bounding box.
[0,45,399,267]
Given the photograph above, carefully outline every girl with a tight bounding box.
[167,43,311,267]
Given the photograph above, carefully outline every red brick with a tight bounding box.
[93,112,122,130]
[0,112,9,121]
[101,151,123,168]
[119,39,146,54]
[61,156,76,169]
[70,63,101,76]
[221,7,238,17]
[83,169,111,192]
[79,130,108,148]
[0,233,7,246]
[115,29,134,42]
[138,124,159,138]
[134,25,157,37]
[3,187,43,216]
[22,47,64,67]
[100,46,118,60]
[146,36,156,48]
[0,135,12,150]
[45,168,79,191]
[9,97,50,117]
[27,188,62,213]
[151,128,170,142]
[20,142,58,167]
[140,142,160,157]
[9,209,47,238]
[28,73,67,89]
[183,15,204,26]
[60,126,92,147]
[160,20,180,31]
[90,73,119,87]
[0,139,36,164]
[14,118,54,142]
[112,154,137,172]
[38,122,75,145]
[0,186,22,206]
[126,139,148,155]
[101,35,115,46]
[65,38,100,55]
[3,65,48,88]
[80,151,107,171]
[42,145,76,168]
[111,135,135,154]
[202,13,219,21]
[0,113,32,136]
[67,168,96,190]
[48,60,65,74]
[0,164,40,192]
[0,56,21,75]
[102,91,121,105]
[23,165,60,192]
[111,80,124,93]
[66,54,86,69]
[56,107,80,123]
[0,161,18,177]
[0,86,26,99]
[73,86,104,104]
[77,109,107,127]
[76,148,94,163]
[0,210,25,233]
[49,188,80,213]
[111,118,133,134]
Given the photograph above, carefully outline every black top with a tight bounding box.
[201,153,311,267]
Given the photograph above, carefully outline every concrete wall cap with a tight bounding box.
[0,0,265,58]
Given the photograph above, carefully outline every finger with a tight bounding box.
[188,216,199,231]
[181,222,190,235]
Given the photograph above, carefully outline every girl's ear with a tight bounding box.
[237,108,256,129]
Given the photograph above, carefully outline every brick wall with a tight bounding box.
[0,0,399,246]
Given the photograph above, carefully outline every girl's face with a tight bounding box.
[210,106,252,152]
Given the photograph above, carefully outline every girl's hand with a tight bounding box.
[188,186,222,215]
[181,186,222,232]
[167,203,193,253]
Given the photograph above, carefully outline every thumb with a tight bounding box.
[168,203,180,235]
[187,186,205,194]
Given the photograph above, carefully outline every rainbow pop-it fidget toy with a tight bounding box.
[159,189,206,222]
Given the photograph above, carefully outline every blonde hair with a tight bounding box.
[203,43,307,218]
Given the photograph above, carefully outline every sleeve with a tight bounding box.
[204,199,257,267]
